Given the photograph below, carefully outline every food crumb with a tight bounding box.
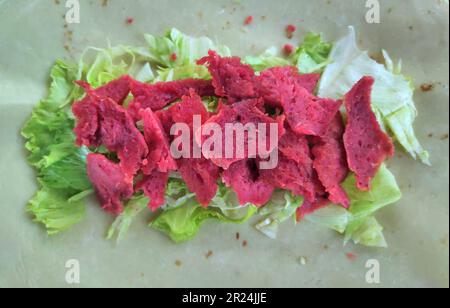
[286,24,297,39]
[428,133,434,138]
[236,232,240,240]
[283,44,295,56]
[101,0,108,7]
[323,244,329,250]
[170,53,178,62]
[346,252,357,261]
[205,250,214,259]
[125,18,134,25]
[175,260,182,267]
[440,133,449,141]
[244,15,254,26]
[420,83,434,92]
[242,240,248,247]
[298,256,308,265]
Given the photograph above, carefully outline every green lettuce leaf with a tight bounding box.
[345,216,387,248]
[27,187,86,235]
[255,191,303,239]
[304,205,352,234]
[151,203,220,243]
[293,32,332,74]
[22,60,92,233]
[318,26,430,165]
[244,47,290,72]
[305,164,401,247]
[143,28,231,68]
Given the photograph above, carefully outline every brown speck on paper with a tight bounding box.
[440,133,449,141]
[175,260,182,267]
[205,250,214,259]
[102,0,108,7]
[420,83,434,92]
[242,240,248,247]
[236,232,240,240]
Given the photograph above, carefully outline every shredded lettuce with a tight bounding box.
[293,32,332,74]
[107,195,149,242]
[255,191,303,239]
[143,28,231,67]
[244,47,290,72]
[155,64,211,82]
[305,165,401,247]
[318,26,430,165]
[150,181,256,243]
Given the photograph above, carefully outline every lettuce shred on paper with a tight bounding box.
[22,28,427,247]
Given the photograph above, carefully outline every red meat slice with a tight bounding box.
[86,154,133,215]
[343,77,395,191]
[72,78,132,146]
[73,92,148,177]
[136,170,169,211]
[283,84,342,136]
[222,159,275,207]
[197,50,257,102]
[178,158,220,207]
[296,73,321,94]
[257,66,320,108]
[129,78,215,112]
[278,127,312,165]
[311,114,350,208]
[140,108,177,174]
[168,89,210,127]
[94,75,132,105]
[168,90,220,206]
[260,153,318,202]
[295,197,330,221]
[73,92,101,147]
[202,99,285,169]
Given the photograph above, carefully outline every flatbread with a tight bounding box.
[0,0,448,288]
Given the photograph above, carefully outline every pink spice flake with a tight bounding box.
[170,53,178,62]
[126,18,134,25]
[346,252,357,261]
[283,44,294,56]
[286,24,297,38]
[244,16,254,26]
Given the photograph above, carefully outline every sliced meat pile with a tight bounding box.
[73,51,394,219]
